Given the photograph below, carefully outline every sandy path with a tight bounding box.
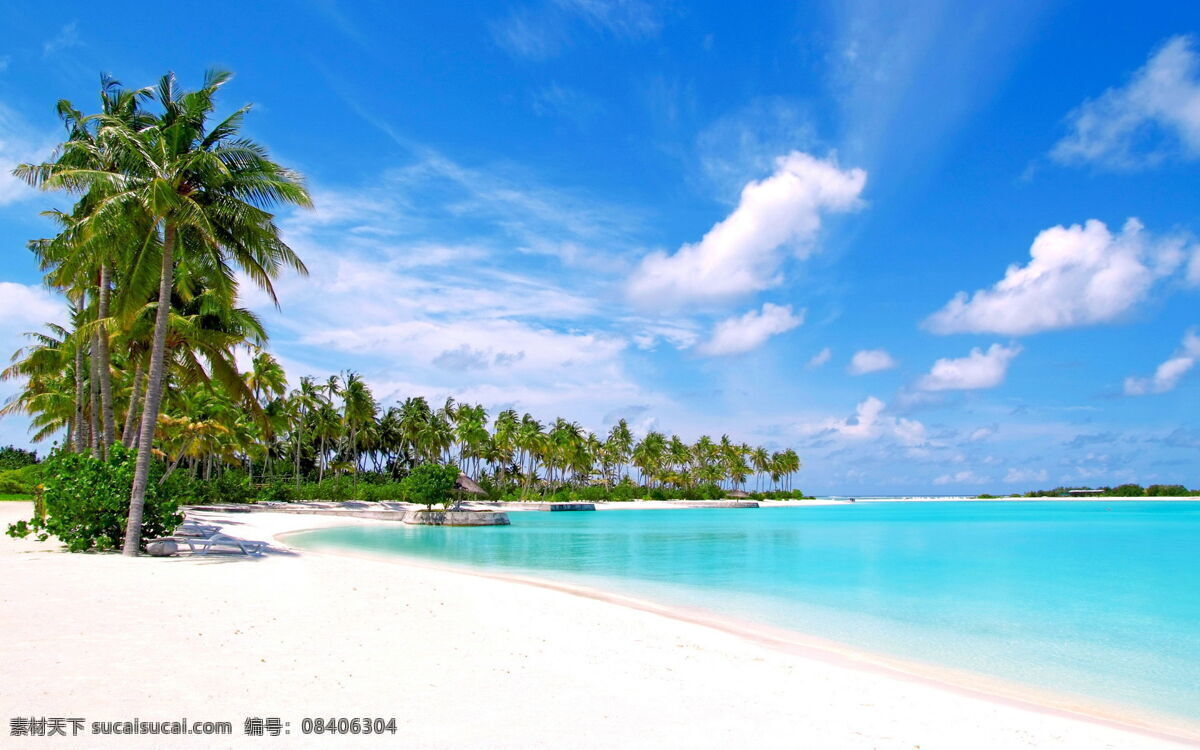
[0,502,1194,749]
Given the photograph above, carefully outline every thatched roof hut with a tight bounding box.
[727,489,751,499]
[454,473,487,496]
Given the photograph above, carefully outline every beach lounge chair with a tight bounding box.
[175,522,222,538]
[146,533,268,557]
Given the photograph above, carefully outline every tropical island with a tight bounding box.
[1,24,1197,749]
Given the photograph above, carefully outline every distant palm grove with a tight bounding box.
[1,70,805,554]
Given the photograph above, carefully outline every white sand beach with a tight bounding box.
[2,501,1195,750]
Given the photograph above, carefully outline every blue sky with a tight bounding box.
[1,0,1198,494]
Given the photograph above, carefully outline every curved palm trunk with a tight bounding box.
[294,413,303,487]
[97,264,116,452]
[123,225,175,556]
[318,434,326,482]
[121,363,144,448]
[88,331,101,458]
[73,342,86,453]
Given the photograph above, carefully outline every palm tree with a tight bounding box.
[751,446,770,492]
[492,409,519,489]
[632,431,666,488]
[606,419,632,485]
[19,69,312,554]
[341,372,376,482]
[312,402,340,482]
[1,322,79,445]
[515,414,544,499]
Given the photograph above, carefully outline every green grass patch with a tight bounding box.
[0,494,34,501]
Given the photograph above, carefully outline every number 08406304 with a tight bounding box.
[300,717,397,734]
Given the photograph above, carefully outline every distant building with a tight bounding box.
[1066,489,1104,495]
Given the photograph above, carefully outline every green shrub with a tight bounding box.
[6,445,182,552]
[647,487,668,501]
[292,476,356,502]
[255,481,295,503]
[0,464,45,494]
[403,464,459,509]
[1109,484,1145,497]
[355,482,406,502]
[0,445,38,471]
[1146,484,1189,497]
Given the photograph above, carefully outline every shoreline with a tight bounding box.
[4,501,1197,749]
[278,520,1200,746]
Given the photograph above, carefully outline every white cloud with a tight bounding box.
[806,347,832,369]
[1124,330,1200,395]
[1052,35,1200,169]
[628,151,866,307]
[925,219,1192,335]
[0,104,56,206]
[847,348,897,375]
[969,426,996,442]
[933,470,988,486]
[630,320,700,351]
[303,316,624,376]
[917,343,1022,391]
[696,97,818,195]
[696,303,803,356]
[0,281,66,332]
[0,281,68,412]
[805,396,927,446]
[1004,467,1048,484]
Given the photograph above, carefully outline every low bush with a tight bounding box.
[1146,484,1189,497]
[355,482,406,502]
[403,464,459,509]
[6,445,181,552]
[0,464,45,494]
[0,445,38,472]
[1109,484,1145,497]
[255,480,295,503]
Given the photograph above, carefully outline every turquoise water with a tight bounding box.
[290,501,1200,722]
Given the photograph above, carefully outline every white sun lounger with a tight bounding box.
[146,534,268,556]
[175,522,222,538]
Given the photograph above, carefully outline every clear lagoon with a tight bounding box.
[290,501,1200,723]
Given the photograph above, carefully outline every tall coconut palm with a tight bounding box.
[341,372,376,481]
[632,431,666,487]
[751,446,770,492]
[19,69,312,554]
[606,419,632,484]
[492,408,519,489]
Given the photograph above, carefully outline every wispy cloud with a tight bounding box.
[806,347,832,369]
[826,0,1048,179]
[1124,329,1200,396]
[1052,35,1200,169]
[695,97,820,197]
[0,103,57,206]
[491,0,663,60]
[529,83,604,126]
[42,22,80,57]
